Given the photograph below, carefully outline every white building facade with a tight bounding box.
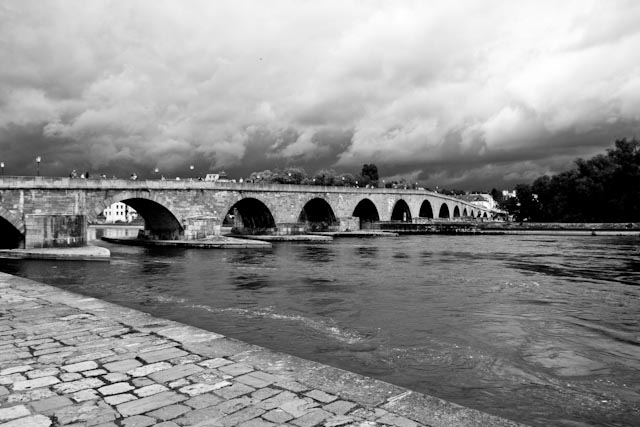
[102,202,138,223]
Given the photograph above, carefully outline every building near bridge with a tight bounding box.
[458,194,498,211]
[102,202,138,223]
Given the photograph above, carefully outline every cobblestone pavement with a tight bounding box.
[0,272,525,427]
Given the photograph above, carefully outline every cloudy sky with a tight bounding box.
[1,0,639,189]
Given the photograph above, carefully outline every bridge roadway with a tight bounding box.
[0,177,496,249]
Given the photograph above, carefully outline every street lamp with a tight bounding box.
[154,168,159,179]
[36,156,41,176]
[1,162,4,176]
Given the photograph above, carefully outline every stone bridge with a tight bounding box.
[0,177,497,248]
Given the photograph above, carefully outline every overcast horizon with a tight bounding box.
[1,0,640,190]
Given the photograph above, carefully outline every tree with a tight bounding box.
[505,138,640,222]
[361,164,379,187]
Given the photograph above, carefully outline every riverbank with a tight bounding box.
[0,246,110,262]
[0,272,525,427]
[102,236,271,249]
[478,222,640,236]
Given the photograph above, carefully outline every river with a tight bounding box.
[1,234,639,426]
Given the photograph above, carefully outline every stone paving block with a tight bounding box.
[127,362,171,377]
[116,391,187,416]
[183,393,223,409]
[187,369,226,385]
[53,401,117,425]
[262,408,294,423]
[154,422,180,427]
[64,350,115,364]
[72,388,100,402]
[218,362,254,377]
[0,385,8,396]
[291,408,332,427]
[258,391,298,410]
[25,368,60,379]
[83,369,107,377]
[33,346,74,356]
[59,372,83,382]
[138,347,187,364]
[0,405,31,422]
[121,414,156,427]
[104,393,137,406]
[251,387,280,402]
[0,373,26,385]
[305,389,338,403]
[178,381,231,396]
[134,383,168,397]
[236,372,275,388]
[218,406,265,426]
[215,396,253,415]
[103,358,141,373]
[198,358,233,369]
[53,377,104,394]
[170,354,203,365]
[98,382,135,396]
[172,405,224,426]
[103,372,130,383]
[148,363,203,383]
[214,382,255,399]
[167,378,189,389]
[5,388,56,404]
[279,398,318,418]
[62,360,99,373]
[324,414,355,427]
[323,400,357,415]
[146,404,191,421]
[12,376,60,391]
[132,378,154,387]
[33,342,62,351]
[30,395,74,413]
[0,414,52,427]
[0,366,31,376]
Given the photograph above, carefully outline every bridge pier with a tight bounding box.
[339,216,359,232]
[181,215,220,239]
[24,214,87,249]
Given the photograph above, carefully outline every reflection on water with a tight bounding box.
[1,234,639,427]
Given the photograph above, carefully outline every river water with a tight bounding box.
[1,234,639,426]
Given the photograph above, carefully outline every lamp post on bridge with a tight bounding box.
[36,156,41,176]
[1,162,4,176]
[189,165,194,181]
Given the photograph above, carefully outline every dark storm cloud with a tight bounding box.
[1,0,640,188]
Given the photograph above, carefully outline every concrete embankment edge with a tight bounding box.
[0,272,527,427]
[0,246,110,261]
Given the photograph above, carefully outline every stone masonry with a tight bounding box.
[0,272,525,427]
[0,178,493,248]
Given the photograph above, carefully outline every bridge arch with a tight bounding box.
[391,199,412,222]
[0,207,25,249]
[453,206,461,218]
[92,192,183,240]
[352,198,380,228]
[462,207,468,218]
[299,197,338,231]
[438,203,450,219]
[419,200,434,218]
[224,197,276,234]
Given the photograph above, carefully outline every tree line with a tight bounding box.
[500,138,640,222]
